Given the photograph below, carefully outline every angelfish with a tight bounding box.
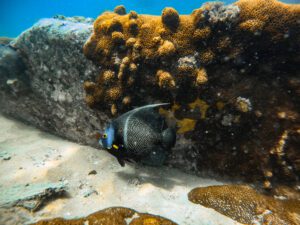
[98,103,176,167]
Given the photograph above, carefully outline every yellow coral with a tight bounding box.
[161,7,180,30]
[83,81,96,92]
[106,86,122,101]
[195,68,208,85]
[114,5,126,15]
[189,98,209,120]
[129,11,138,19]
[126,37,136,48]
[122,96,131,105]
[128,19,139,35]
[191,8,205,28]
[129,63,137,73]
[216,37,231,51]
[239,19,265,33]
[156,70,176,89]
[158,40,176,57]
[111,31,125,44]
[177,118,197,134]
[102,70,115,84]
[111,103,117,115]
[199,49,214,64]
[193,27,211,40]
[32,207,177,225]
[188,185,300,225]
[85,95,95,107]
[236,0,300,41]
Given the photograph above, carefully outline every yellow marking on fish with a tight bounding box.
[113,144,119,150]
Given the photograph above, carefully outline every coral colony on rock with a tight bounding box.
[0,0,300,224]
[83,0,300,185]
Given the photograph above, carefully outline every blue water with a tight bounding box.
[0,0,299,38]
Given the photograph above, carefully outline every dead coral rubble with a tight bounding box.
[83,0,300,186]
[188,185,300,225]
[32,207,177,225]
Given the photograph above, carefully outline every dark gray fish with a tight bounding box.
[98,103,176,167]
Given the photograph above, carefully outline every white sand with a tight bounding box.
[0,115,241,225]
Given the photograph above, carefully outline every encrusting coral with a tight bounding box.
[83,0,300,186]
[32,207,177,225]
[188,185,300,225]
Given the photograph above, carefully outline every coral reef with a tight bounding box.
[32,207,177,225]
[0,0,299,190]
[188,185,300,225]
[83,0,300,188]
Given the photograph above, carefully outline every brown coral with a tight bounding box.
[195,68,208,85]
[85,95,95,107]
[129,11,138,19]
[111,31,125,44]
[156,70,176,89]
[32,207,177,225]
[199,49,214,64]
[193,27,211,40]
[191,8,205,28]
[105,86,122,101]
[158,40,176,57]
[128,20,139,35]
[114,5,126,15]
[238,19,265,33]
[102,70,115,84]
[161,7,180,30]
[122,96,131,105]
[83,81,96,93]
[188,185,300,225]
[82,1,300,186]
[236,0,300,41]
[125,37,136,48]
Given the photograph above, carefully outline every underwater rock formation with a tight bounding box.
[0,0,299,188]
[0,17,104,146]
[32,207,177,225]
[0,45,28,93]
[188,185,300,225]
[83,0,300,187]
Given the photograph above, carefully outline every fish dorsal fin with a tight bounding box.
[124,103,169,118]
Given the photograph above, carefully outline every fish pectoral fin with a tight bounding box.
[116,157,125,167]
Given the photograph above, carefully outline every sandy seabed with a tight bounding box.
[0,114,240,225]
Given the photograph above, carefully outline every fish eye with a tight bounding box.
[103,133,107,138]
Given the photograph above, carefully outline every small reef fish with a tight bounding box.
[98,103,176,167]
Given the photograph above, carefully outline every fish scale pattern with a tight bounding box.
[125,115,162,155]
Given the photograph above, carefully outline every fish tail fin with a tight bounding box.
[162,127,176,149]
